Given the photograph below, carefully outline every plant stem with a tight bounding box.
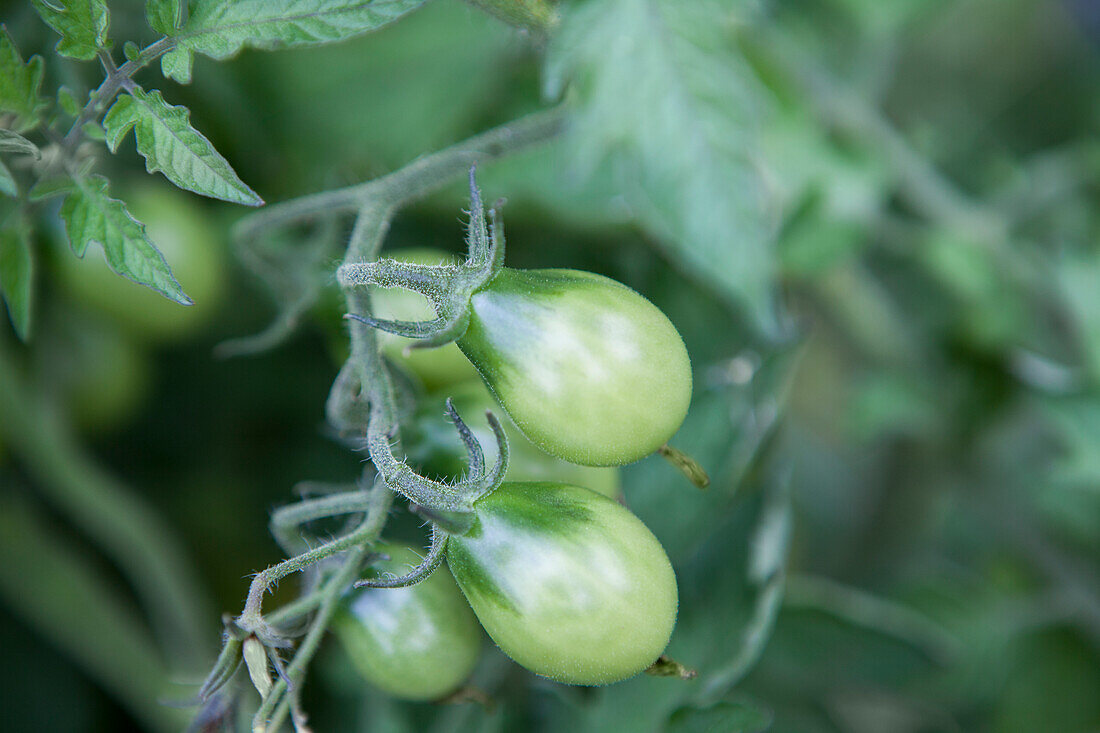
[233,104,568,245]
[255,483,394,733]
[0,336,213,671]
[0,493,189,733]
[222,106,567,730]
[269,488,374,556]
[60,36,176,151]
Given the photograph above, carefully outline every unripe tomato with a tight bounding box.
[406,381,621,499]
[64,317,152,432]
[457,268,692,466]
[331,543,482,701]
[446,482,678,685]
[54,185,227,342]
[372,248,482,389]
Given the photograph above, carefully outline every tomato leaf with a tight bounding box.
[164,0,426,84]
[0,27,48,132]
[30,0,110,61]
[0,160,15,198]
[666,701,773,733]
[0,129,41,159]
[545,0,777,332]
[103,88,263,206]
[55,173,192,305]
[145,0,182,35]
[0,218,34,340]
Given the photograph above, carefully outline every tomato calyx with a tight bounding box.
[338,167,505,349]
[354,524,449,589]
[368,397,510,514]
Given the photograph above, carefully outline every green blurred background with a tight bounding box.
[2,0,1100,731]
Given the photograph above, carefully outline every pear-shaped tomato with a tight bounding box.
[332,543,481,700]
[406,381,621,499]
[456,269,692,466]
[445,482,678,685]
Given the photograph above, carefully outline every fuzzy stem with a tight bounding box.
[61,36,176,151]
[254,484,394,733]
[233,105,568,245]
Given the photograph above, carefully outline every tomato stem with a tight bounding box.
[658,444,712,489]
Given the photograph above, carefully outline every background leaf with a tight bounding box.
[666,701,773,733]
[57,173,191,305]
[545,0,777,332]
[0,27,48,131]
[166,0,426,83]
[30,0,110,61]
[0,129,41,158]
[0,160,15,198]
[0,218,34,339]
[103,88,263,205]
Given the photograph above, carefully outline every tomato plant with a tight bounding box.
[445,481,678,685]
[331,543,482,701]
[53,185,227,343]
[456,267,693,466]
[406,380,622,499]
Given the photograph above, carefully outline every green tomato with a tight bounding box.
[332,543,482,701]
[407,381,621,499]
[65,317,152,432]
[373,248,482,389]
[55,185,227,342]
[446,482,678,685]
[457,268,692,466]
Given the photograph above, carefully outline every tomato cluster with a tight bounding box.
[335,234,693,694]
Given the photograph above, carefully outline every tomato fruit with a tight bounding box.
[331,543,482,700]
[406,381,621,499]
[445,481,678,685]
[456,268,692,466]
[65,316,152,432]
[54,185,227,342]
[372,248,482,389]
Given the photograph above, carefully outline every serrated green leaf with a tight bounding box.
[545,0,777,332]
[0,129,41,158]
[29,176,77,201]
[146,0,182,35]
[58,173,191,304]
[0,27,48,131]
[30,0,110,61]
[0,219,35,339]
[58,86,80,116]
[173,0,425,63]
[103,88,262,205]
[160,46,193,83]
[0,160,15,198]
[82,121,105,141]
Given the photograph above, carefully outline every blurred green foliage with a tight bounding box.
[2,0,1100,731]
